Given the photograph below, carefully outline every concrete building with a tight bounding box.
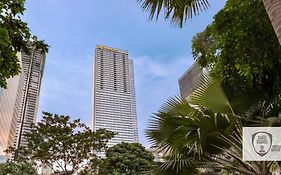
[13,49,46,149]
[92,45,138,147]
[0,76,22,162]
[0,49,45,161]
[0,53,24,162]
[178,63,203,98]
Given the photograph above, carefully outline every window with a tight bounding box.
[113,53,117,91]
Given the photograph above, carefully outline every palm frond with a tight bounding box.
[187,73,234,114]
[160,152,193,172]
[155,151,200,175]
[241,100,281,127]
[146,67,280,174]
[139,0,210,27]
[146,95,238,173]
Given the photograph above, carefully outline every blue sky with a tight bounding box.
[24,0,226,146]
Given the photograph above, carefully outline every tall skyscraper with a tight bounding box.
[0,78,22,162]
[0,49,45,161]
[0,53,24,162]
[14,49,46,149]
[92,45,138,147]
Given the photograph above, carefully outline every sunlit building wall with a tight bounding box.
[92,45,138,147]
[14,50,46,149]
[0,53,24,161]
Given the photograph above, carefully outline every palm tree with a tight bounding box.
[139,0,281,45]
[146,75,281,174]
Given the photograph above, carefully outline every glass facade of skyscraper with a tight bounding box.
[93,45,138,147]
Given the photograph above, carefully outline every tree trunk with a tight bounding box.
[263,0,281,45]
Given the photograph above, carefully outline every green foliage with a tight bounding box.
[147,96,236,174]
[22,112,115,174]
[192,0,281,99]
[187,74,233,114]
[139,0,210,27]
[100,142,155,175]
[0,161,37,175]
[0,0,49,88]
[147,75,281,174]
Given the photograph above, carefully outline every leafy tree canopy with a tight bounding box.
[0,0,49,88]
[192,0,281,100]
[100,142,155,175]
[0,161,36,175]
[21,112,115,175]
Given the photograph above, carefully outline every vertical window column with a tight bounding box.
[122,55,127,93]
[113,52,117,91]
[100,51,104,89]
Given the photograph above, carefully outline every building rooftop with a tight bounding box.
[96,45,128,54]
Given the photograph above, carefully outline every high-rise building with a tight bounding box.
[0,49,46,161]
[0,53,24,162]
[14,49,46,149]
[178,63,203,98]
[92,45,138,147]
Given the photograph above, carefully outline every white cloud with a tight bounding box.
[133,55,194,146]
